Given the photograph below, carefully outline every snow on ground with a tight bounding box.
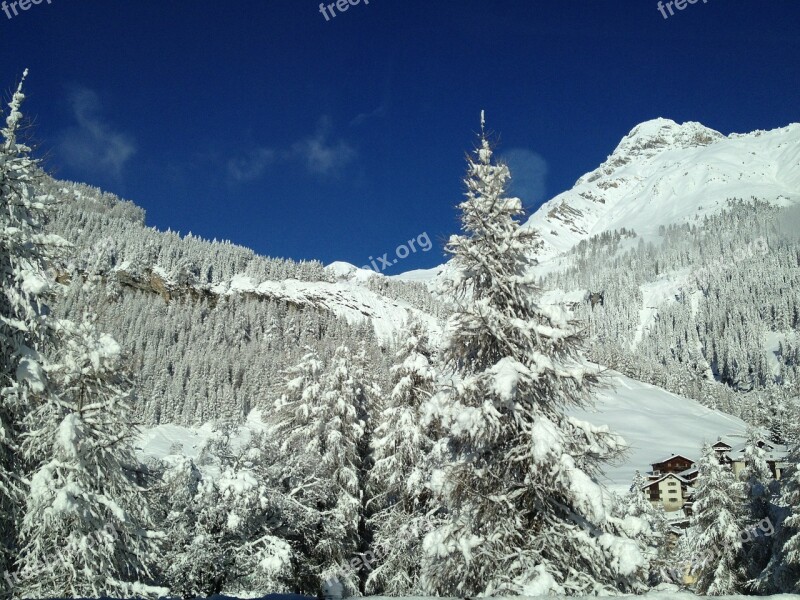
[391,265,446,286]
[633,274,688,348]
[136,373,746,499]
[210,274,439,344]
[540,288,588,307]
[764,330,796,380]
[363,595,800,600]
[135,409,269,460]
[135,422,215,460]
[325,261,381,283]
[571,370,747,494]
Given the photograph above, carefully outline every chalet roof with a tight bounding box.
[725,440,789,462]
[641,472,690,489]
[651,453,695,466]
[715,434,749,447]
[678,467,699,477]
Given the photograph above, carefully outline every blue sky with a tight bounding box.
[2,1,799,272]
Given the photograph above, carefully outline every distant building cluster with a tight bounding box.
[640,436,791,521]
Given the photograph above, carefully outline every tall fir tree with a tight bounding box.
[421,116,645,596]
[16,318,163,599]
[366,319,438,595]
[270,346,372,595]
[0,70,64,594]
[739,429,776,584]
[269,349,329,593]
[757,440,800,593]
[690,444,746,595]
[314,345,370,594]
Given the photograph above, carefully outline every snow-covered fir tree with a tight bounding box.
[739,429,777,583]
[160,425,290,597]
[0,70,66,594]
[740,430,775,520]
[268,349,329,592]
[269,346,373,595]
[621,471,661,528]
[776,443,800,593]
[0,70,31,591]
[314,345,372,593]
[421,117,645,596]
[756,440,800,593]
[16,318,163,599]
[689,443,746,595]
[152,453,201,593]
[366,319,438,595]
[617,471,671,584]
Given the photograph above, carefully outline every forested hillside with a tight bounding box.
[40,177,442,425]
[541,200,800,434]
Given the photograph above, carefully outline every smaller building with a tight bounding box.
[712,439,734,464]
[724,438,790,480]
[642,472,693,513]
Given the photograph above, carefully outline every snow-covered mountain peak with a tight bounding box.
[575,119,724,188]
[525,119,800,261]
[579,118,724,184]
[619,117,722,151]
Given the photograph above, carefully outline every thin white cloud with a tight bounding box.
[290,117,356,176]
[500,148,549,206]
[350,104,387,127]
[227,147,276,183]
[59,86,136,178]
[220,117,356,184]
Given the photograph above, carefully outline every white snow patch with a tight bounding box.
[16,355,46,393]
[488,357,529,403]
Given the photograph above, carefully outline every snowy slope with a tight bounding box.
[212,273,439,343]
[137,370,746,493]
[525,119,800,260]
[570,371,747,493]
